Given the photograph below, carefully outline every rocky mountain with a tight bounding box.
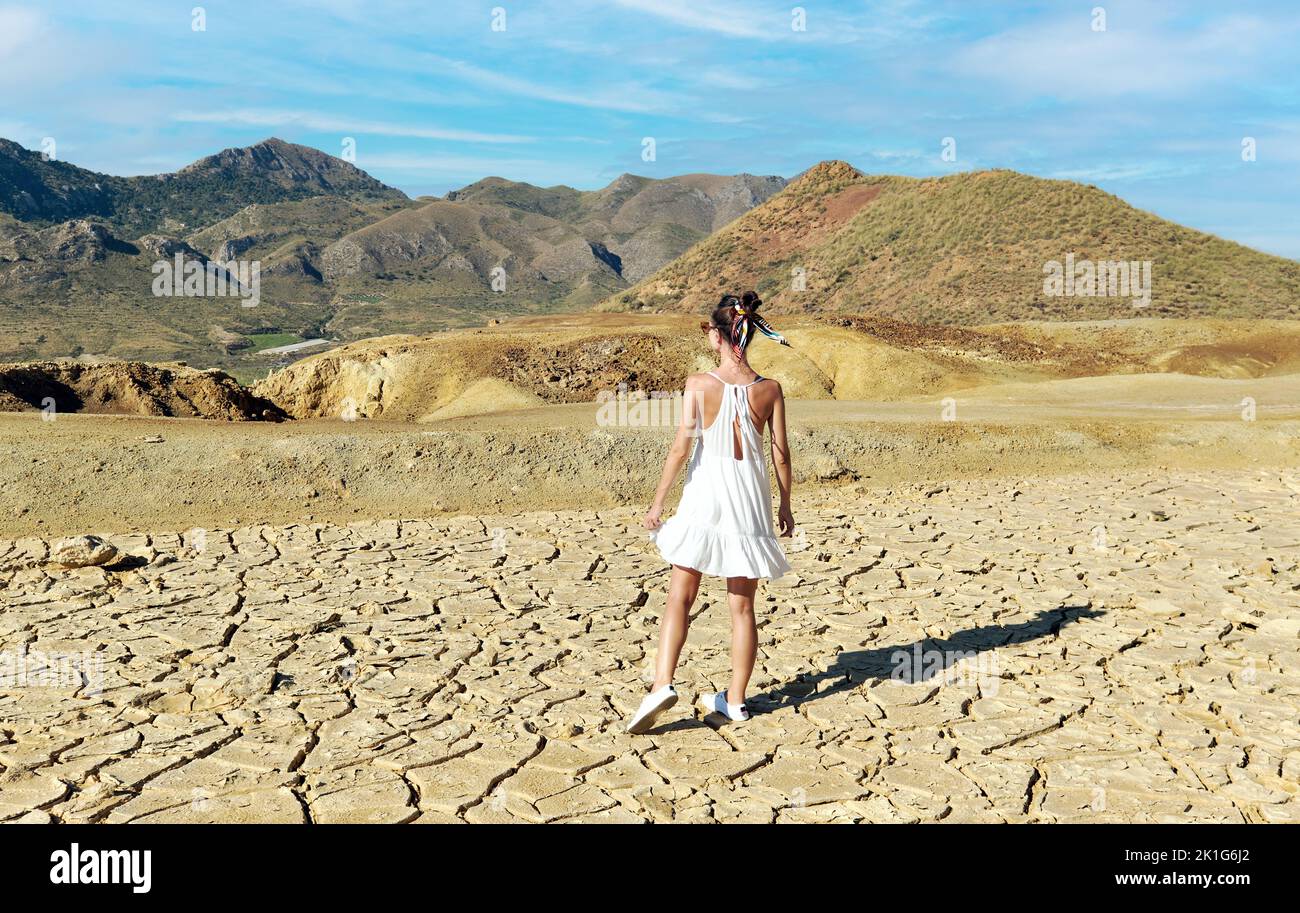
[0,210,329,369]
[0,139,120,225]
[605,161,1300,323]
[0,137,784,370]
[446,172,787,281]
[0,137,406,237]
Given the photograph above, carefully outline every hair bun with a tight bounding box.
[740,290,762,311]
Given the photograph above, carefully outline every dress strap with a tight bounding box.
[706,371,725,383]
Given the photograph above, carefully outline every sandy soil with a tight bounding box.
[2,469,1296,823]
[2,371,1297,540]
[252,315,1300,421]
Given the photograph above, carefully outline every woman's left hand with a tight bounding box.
[643,506,664,531]
[778,505,795,537]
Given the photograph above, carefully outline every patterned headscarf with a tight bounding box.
[728,299,790,358]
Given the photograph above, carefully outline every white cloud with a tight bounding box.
[419,55,680,115]
[610,0,773,39]
[171,109,533,144]
[0,5,41,56]
[697,66,767,91]
[609,0,936,45]
[0,6,82,87]
[1048,162,1205,183]
[354,153,557,174]
[0,120,41,145]
[953,10,1291,98]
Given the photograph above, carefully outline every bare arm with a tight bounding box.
[643,376,702,531]
[769,383,794,536]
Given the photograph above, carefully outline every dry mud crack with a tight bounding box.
[1,469,1297,823]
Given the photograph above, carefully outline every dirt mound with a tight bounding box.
[255,320,715,420]
[255,314,1300,421]
[987,319,1300,377]
[0,361,287,420]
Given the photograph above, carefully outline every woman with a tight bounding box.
[629,291,794,734]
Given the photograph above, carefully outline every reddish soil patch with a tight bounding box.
[821,183,883,226]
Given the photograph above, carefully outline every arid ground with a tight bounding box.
[1,467,1296,823]
[1,357,1298,822]
[2,313,1300,821]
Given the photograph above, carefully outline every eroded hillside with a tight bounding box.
[0,361,285,420]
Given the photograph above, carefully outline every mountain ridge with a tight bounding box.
[0,137,787,368]
[3,139,1296,373]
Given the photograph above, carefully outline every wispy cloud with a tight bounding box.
[953,9,1294,98]
[418,54,680,114]
[610,0,774,39]
[696,66,768,91]
[1048,162,1207,183]
[354,153,561,175]
[0,5,109,91]
[609,0,934,45]
[171,109,533,144]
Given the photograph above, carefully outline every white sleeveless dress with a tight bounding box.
[651,372,791,579]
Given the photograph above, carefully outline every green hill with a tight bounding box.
[604,162,1300,323]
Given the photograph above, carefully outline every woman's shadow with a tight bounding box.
[752,604,1104,712]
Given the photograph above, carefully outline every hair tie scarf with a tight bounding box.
[728,305,790,358]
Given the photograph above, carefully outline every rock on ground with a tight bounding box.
[48,535,118,568]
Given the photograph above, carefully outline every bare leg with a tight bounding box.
[652,565,701,689]
[726,576,758,705]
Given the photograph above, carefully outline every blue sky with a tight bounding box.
[3,0,1298,257]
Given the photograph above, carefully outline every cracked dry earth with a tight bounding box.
[2,469,1298,824]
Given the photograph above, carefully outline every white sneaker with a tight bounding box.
[702,689,750,723]
[626,684,678,734]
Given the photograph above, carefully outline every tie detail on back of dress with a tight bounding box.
[702,370,762,462]
[649,372,791,580]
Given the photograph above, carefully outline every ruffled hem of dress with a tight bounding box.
[651,519,791,580]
